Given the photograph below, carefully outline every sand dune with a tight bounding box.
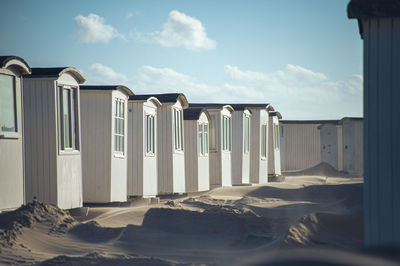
[1,175,393,265]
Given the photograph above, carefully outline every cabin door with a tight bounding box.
[320,126,339,170]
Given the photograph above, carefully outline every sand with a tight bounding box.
[0,174,397,265]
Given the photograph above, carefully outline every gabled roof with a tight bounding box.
[183,107,210,121]
[0,55,31,75]
[269,111,282,119]
[128,95,162,106]
[27,67,86,84]
[189,103,235,112]
[281,120,340,124]
[228,103,274,111]
[80,85,134,96]
[130,93,188,108]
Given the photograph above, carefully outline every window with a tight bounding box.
[244,115,250,153]
[174,108,183,151]
[0,74,17,133]
[114,98,125,154]
[198,123,209,156]
[59,86,79,151]
[273,123,280,150]
[222,115,231,152]
[145,114,155,154]
[209,115,216,150]
[261,124,267,158]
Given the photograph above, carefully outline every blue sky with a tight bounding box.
[1,0,362,119]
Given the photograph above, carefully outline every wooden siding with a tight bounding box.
[362,17,400,246]
[23,78,58,206]
[0,68,24,211]
[280,123,321,171]
[232,110,251,185]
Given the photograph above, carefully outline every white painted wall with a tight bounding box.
[342,119,363,175]
[0,66,25,211]
[320,124,339,170]
[268,115,281,176]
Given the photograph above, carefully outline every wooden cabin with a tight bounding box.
[348,0,400,246]
[268,111,282,179]
[183,108,210,192]
[0,56,31,211]
[229,105,252,185]
[136,94,189,194]
[23,67,85,209]
[79,85,134,203]
[127,95,162,198]
[190,104,234,188]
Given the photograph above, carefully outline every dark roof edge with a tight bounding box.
[0,56,31,74]
[80,85,134,96]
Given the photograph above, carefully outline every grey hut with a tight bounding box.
[318,121,341,170]
[348,0,400,246]
[0,56,31,211]
[340,117,363,176]
[127,95,162,198]
[190,104,234,188]
[183,108,211,192]
[23,67,85,209]
[80,85,134,203]
[229,104,253,185]
[137,94,189,194]
[268,111,282,178]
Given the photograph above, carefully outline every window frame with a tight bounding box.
[113,98,125,157]
[0,72,19,139]
[197,122,209,157]
[145,113,155,156]
[261,123,267,159]
[58,85,80,154]
[222,115,232,152]
[244,115,250,154]
[173,108,184,152]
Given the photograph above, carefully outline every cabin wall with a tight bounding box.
[0,68,25,211]
[320,124,339,170]
[157,106,173,194]
[342,119,363,175]
[231,111,243,185]
[80,92,111,203]
[280,123,321,171]
[172,100,185,193]
[23,78,58,206]
[259,109,269,183]
[268,117,275,175]
[362,17,400,247]
[273,117,281,175]
[142,101,158,197]
[221,108,232,186]
[209,111,221,188]
[184,120,198,192]
[198,113,210,191]
[249,110,261,183]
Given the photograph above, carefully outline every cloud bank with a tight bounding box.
[75,14,123,43]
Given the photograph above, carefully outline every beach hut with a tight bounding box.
[23,67,85,209]
[190,104,234,188]
[0,56,31,211]
[183,107,210,192]
[127,95,162,198]
[268,111,282,179]
[348,0,400,246]
[229,104,253,185]
[340,117,363,176]
[136,94,189,195]
[244,104,274,184]
[79,85,134,203]
[318,121,341,170]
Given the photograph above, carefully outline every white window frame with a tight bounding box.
[209,114,216,151]
[222,115,231,152]
[0,72,19,139]
[145,113,155,156]
[58,85,80,153]
[197,122,209,157]
[174,108,183,151]
[273,123,280,150]
[261,123,267,159]
[244,115,250,154]
[114,98,125,157]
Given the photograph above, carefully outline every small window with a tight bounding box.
[244,115,250,153]
[145,114,155,154]
[209,115,216,150]
[114,98,125,155]
[174,108,183,151]
[204,124,209,155]
[198,123,203,156]
[59,86,79,151]
[273,123,280,150]
[222,115,231,152]
[0,74,17,133]
[261,124,267,158]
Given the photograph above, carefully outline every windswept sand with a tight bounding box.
[1,173,395,265]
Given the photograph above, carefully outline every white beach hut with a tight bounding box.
[127,95,162,198]
[0,56,31,211]
[140,94,189,195]
[79,85,134,203]
[348,0,400,246]
[23,67,85,209]
[190,104,234,188]
[268,111,282,179]
[229,104,253,185]
[183,107,211,192]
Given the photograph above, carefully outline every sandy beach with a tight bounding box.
[1,171,394,265]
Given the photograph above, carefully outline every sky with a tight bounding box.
[1,0,363,119]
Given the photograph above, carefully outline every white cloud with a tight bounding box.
[75,14,123,43]
[150,10,216,51]
[82,63,362,119]
[84,63,128,84]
